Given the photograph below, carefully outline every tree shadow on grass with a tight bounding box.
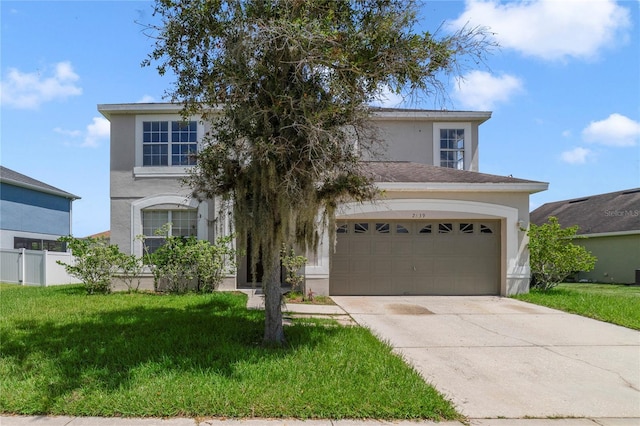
[0,291,341,414]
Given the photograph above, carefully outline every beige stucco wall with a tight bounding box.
[369,119,480,170]
[109,113,212,255]
[574,234,640,284]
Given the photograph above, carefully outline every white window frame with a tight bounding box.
[134,114,204,177]
[141,209,199,253]
[131,195,208,257]
[433,123,471,170]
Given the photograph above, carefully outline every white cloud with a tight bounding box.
[54,127,82,138]
[582,113,640,147]
[453,70,523,110]
[370,85,405,108]
[561,147,592,165]
[83,117,110,147]
[0,61,82,109]
[450,0,631,61]
[137,94,156,103]
[54,116,110,148]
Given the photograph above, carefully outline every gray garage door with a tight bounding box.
[330,220,500,295]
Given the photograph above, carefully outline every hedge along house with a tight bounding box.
[99,103,548,296]
[531,189,640,284]
[0,165,80,251]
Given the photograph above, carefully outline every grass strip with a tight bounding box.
[513,283,640,330]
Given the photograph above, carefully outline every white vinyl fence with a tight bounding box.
[0,248,77,286]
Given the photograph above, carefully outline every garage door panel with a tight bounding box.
[334,240,351,255]
[331,220,500,296]
[412,238,434,252]
[456,277,495,295]
[391,258,414,275]
[433,258,459,276]
[433,238,457,254]
[372,258,393,274]
[391,240,413,255]
[414,257,434,274]
[371,276,394,294]
[350,240,371,255]
[350,259,371,274]
[373,239,392,255]
[331,257,350,275]
[458,256,497,276]
[430,277,455,295]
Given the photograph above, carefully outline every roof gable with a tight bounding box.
[530,188,640,234]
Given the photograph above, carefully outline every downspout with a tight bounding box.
[69,198,73,237]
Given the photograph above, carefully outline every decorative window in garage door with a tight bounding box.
[336,221,498,236]
[354,223,369,234]
[480,224,495,234]
[438,223,453,233]
[419,224,432,234]
[376,223,390,233]
[396,224,410,234]
[460,223,474,233]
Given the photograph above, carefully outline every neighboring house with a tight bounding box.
[98,103,548,296]
[86,230,111,244]
[0,166,80,251]
[531,189,640,284]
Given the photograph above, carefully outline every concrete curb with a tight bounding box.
[2,416,639,425]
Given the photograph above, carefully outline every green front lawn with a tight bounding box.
[513,283,640,330]
[0,284,459,420]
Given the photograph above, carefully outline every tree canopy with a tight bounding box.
[145,0,495,344]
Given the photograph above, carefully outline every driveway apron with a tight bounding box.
[331,296,640,419]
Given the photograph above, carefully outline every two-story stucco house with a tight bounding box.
[0,166,80,251]
[98,103,547,296]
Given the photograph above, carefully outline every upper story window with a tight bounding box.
[433,123,471,170]
[439,129,465,169]
[142,120,197,166]
[135,115,203,175]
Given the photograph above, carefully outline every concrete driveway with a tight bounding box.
[331,296,640,419]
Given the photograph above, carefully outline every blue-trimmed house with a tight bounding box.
[0,166,80,251]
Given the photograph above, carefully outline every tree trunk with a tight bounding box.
[262,254,285,345]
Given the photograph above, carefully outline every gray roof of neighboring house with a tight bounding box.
[530,188,640,235]
[0,166,80,200]
[364,161,545,185]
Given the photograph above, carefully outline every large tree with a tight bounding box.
[145,0,494,344]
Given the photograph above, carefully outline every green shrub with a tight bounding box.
[57,236,120,294]
[143,232,237,293]
[281,246,307,293]
[114,251,144,292]
[527,217,597,291]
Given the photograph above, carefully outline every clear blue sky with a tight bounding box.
[1,0,639,238]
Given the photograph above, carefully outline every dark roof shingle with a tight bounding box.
[0,166,80,199]
[363,161,543,185]
[530,188,640,234]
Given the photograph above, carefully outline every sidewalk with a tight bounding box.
[2,415,638,425]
